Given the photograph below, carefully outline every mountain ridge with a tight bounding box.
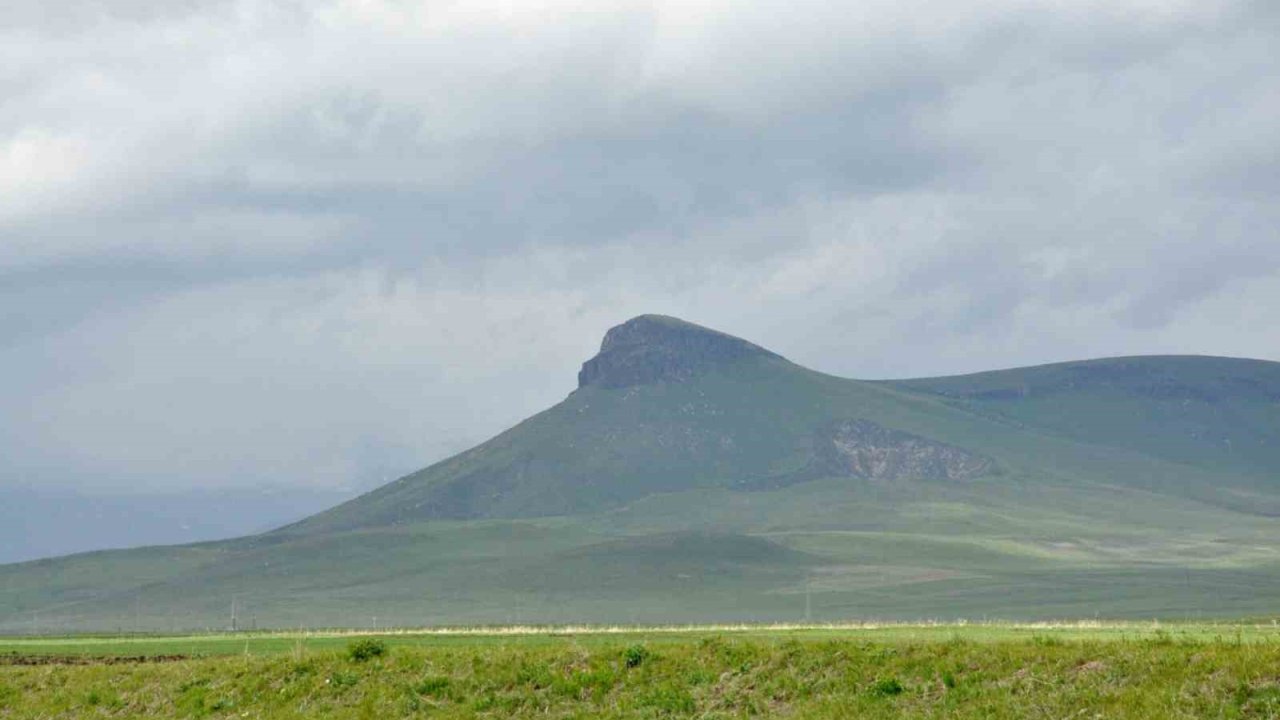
[5,314,1280,630]
[279,317,1280,535]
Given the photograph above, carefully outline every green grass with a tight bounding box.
[892,355,1280,483]
[4,626,1280,718]
[7,477,1280,631]
[4,622,1280,658]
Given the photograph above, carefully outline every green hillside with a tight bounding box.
[893,355,1280,481]
[3,315,1280,631]
[286,319,1280,534]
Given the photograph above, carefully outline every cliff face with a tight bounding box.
[577,315,784,389]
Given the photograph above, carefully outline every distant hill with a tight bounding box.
[0,485,363,564]
[4,315,1280,631]
[891,355,1280,482]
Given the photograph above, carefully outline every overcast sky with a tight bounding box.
[3,0,1278,495]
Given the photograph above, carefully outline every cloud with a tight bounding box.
[1,0,1277,492]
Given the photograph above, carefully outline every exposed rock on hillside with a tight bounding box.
[578,315,783,389]
[812,419,994,482]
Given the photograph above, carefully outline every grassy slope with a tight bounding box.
[4,355,1280,631]
[892,355,1280,482]
[4,628,1280,718]
[5,479,1280,630]
[287,355,1280,533]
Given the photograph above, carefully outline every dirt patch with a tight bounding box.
[0,652,190,666]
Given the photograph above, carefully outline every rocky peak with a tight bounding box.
[577,315,783,389]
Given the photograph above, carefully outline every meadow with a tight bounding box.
[3,622,1280,718]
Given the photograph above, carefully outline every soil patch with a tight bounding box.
[0,652,190,666]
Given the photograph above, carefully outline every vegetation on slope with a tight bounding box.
[289,319,1280,534]
[893,354,1280,481]
[4,315,1280,630]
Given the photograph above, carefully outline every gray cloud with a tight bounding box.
[1,0,1277,494]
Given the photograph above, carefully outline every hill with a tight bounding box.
[891,355,1280,481]
[3,315,1280,631]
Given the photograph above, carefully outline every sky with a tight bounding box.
[3,0,1278,497]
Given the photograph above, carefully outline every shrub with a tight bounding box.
[347,638,388,662]
[870,678,904,697]
[624,644,650,668]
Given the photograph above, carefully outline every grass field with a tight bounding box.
[10,476,1280,633]
[4,623,1280,718]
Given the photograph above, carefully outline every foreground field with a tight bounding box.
[3,624,1280,718]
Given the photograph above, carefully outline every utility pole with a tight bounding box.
[804,576,812,623]
[230,595,238,633]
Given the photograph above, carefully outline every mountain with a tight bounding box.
[4,315,1280,631]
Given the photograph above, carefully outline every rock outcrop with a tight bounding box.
[577,315,783,389]
[812,419,993,482]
